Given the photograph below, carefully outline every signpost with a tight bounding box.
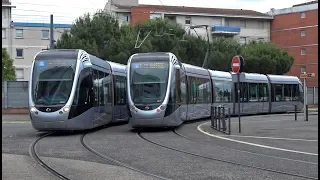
[300,72,315,121]
[231,56,245,133]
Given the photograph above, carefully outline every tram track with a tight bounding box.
[173,128,318,165]
[137,130,318,180]
[80,132,172,180]
[29,132,70,180]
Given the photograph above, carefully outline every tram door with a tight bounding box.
[113,75,128,121]
[179,69,188,121]
[92,70,100,126]
[186,76,197,121]
[103,72,113,124]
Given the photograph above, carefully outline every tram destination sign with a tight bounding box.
[133,62,168,69]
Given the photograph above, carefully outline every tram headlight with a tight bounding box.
[30,107,37,113]
[63,106,70,112]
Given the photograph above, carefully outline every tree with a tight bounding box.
[207,37,243,71]
[56,11,293,75]
[56,11,120,59]
[240,40,294,75]
[2,48,16,81]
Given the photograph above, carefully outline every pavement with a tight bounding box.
[199,113,318,154]
[2,112,318,180]
[2,114,31,121]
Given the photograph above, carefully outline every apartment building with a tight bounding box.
[104,0,273,43]
[267,1,318,88]
[2,22,72,81]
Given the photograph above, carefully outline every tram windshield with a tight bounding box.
[32,59,76,105]
[130,61,169,104]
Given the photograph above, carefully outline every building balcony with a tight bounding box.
[211,25,241,35]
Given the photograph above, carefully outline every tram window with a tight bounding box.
[240,82,248,102]
[214,81,223,103]
[274,84,283,102]
[224,82,232,103]
[284,84,292,101]
[180,73,187,104]
[197,78,204,104]
[115,76,120,105]
[292,84,299,101]
[174,69,181,105]
[78,72,93,105]
[180,72,187,104]
[248,83,259,102]
[202,79,209,103]
[122,76,127,104]
[189,76,196,104]
[207,80,212,103]
[259,83,268,102]
[93,70,99,107]
[115,75,126,105]
[99,71,105,106]
[103,73,112,104]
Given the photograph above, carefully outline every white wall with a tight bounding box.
[176,15,271,43]
[2,26,70,81]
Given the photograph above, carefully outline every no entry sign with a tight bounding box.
[231,56,241,73]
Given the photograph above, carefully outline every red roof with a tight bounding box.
[115,4,271,17]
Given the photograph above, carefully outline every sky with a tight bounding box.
[11,0,312,24]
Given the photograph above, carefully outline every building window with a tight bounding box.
[2,9,7,19]
[150,13,161,20]
[258,38,264,41]
[41,30,49,39]
[258,21,264,29]
[225,19,229,26]
[240,20,246,28]
[213,18,222,26]
[301,30,306,37]
[301,48,306,55]
[16,29,24,38]
[239,37,247,44]
[301,65,306,73]
[2,28,6,39]
[16,69,24,79]
[185,16,191,25]
[16,48,24,58]
[301,12,306,18]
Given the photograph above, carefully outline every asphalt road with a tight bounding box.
[2,113,318,180]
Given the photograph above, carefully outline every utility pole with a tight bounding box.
[50,14,54,49]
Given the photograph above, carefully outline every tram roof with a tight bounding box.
[182,63,210,76]
[108,61,126,73]
[208,70,232,80]
[35,49,79,60]
[267,74,301,84]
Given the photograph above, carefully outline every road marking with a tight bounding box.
[197,122,318,156]
[219,135,318,142]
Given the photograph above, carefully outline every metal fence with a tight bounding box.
[1,81,319,109]
[2,81,29,108]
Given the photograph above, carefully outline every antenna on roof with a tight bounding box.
[134,28,152,49]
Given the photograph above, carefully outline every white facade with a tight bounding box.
[267,2,318,16]
[104,2,273,44]
[2,22,71,81]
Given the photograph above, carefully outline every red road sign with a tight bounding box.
[231,56,241,73]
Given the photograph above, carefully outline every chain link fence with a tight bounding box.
[1,81,318,109]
